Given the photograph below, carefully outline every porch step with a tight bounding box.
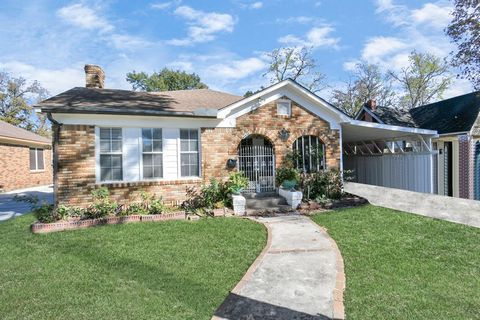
[246,196,287,210]
[243,192,277,199]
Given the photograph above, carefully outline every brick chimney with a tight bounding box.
[84,64,105,89]
[366,99,377,111]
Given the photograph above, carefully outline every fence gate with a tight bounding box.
[238,145,275,193]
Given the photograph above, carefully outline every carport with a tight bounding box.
[341,120,438,193]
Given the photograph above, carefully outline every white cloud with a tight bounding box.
[0,61,84,94]
[167,6,236,46]
[109,34,152,50]
[277,16,315,24]
[206,57,266,80]
[342,60,360,72]
[56,4,113,32]
[361,36,407,62]
[411,3,452,28]
[150,1,181,10]
[249,2,263,9]
[278,26,339,49]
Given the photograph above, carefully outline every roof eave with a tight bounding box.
[40,108,218,119]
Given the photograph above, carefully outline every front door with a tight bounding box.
[238,136,275,193]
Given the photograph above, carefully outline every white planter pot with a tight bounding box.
[278,188,303,209]
[231,194,246,215]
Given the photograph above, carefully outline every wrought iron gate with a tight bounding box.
[238,145,275,193]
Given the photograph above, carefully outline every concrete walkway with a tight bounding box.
[345,182,480,228]
[0,185,53,221]
[214,215,345,320]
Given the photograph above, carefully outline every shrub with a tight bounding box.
[224,172,248,194]
[181,186,204,215]
[56,205,70,220]
[302,169,344,200]
[149,198,167,215]
[276,167,300,187]
[201,178,224,211]
[125,203,149,215]
[33,203,56,223]
[87,187,118,219]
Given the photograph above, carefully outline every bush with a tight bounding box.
[302,169,344,200]
[224,172,249,194]
[125,203,149,215]
[86,187,118,219]
[33,203,56,223]
[276,167,300,187]
[149,198,167,215]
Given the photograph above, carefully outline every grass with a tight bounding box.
[0,215,266,320]
[312,205,480,320]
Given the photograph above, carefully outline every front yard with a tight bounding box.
[312,205,480,319]
[0,215,266,320]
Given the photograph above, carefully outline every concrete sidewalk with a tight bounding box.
[214,215,345,320]
[345,182,480,228]
[0,185,53,221]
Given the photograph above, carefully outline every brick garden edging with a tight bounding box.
[31,211,186,234]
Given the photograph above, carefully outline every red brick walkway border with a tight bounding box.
[31,211,186,234]
[313,223,346,320]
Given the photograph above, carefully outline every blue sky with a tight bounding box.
[0,0,472,100]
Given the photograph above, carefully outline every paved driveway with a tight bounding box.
[214,215,345,320]
[0,185,53,221]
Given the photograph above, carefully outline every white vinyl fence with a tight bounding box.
[344,153,433,193]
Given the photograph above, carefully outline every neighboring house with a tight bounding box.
[35,65,437,208]
[0,120,52,192]
[356,92,480,200]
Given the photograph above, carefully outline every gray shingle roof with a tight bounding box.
[0,120,50,144]
[36,87,243,117]
[364,91,480,134]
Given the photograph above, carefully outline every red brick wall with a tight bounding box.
[0,143,52,191]
[202,97,340,179]
[56,97,341,207]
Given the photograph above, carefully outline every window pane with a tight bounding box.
[181,140,189,152]
[101,167,111,181]
[111,128,122,140]
[189,130,198,140]
[100,128,110,139]
[111,141,122,152]
[29,148,36,170]
[111,168,122,181]
[180,129,189,140]
[153,140,162,152]
[100,155,111,168]
[181,153,189,166]
[100,140,110,152]
[111,155,122,168]
[143,139,153,152]
[190,140,198,152]
[142,128,152,140]
[143,154,153,166]
[153,154,163,166]
[153,166,163,178]
[143,166,153,179]
[37,149,44,170]
[153,128,162,140]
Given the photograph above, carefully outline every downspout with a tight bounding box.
[47,112,62,210]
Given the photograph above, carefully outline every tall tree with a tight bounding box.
[389,51,452,109]
[0,72,49,134]
[264,47,326,92]
[331,62,397,117]
[126,68,208,92]
[446,0,480,89]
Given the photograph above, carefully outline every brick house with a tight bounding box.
[0,120,52,191]
[36,65,438,208]
[356,92,480,200]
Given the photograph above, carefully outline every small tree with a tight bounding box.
[446,0,480,89]
[126,68,208,92]
[331,62,397,116]
[264,47,326,92]
[0,72,49,134]
[389,51,452,109]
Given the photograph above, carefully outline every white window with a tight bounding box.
[180,129,199,177]
[99,128,123,181]
[276,100,291,116]
[29,148,44,171]
[142,128,163,179]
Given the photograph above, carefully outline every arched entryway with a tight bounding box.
[238,135,275,193]
[292,135,326,173]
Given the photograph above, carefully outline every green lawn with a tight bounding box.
[0,215,266,320]
[312,205,480,320]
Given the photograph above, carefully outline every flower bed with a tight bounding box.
[31,211,186,234]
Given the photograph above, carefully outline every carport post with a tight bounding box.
[429,137,434,194]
